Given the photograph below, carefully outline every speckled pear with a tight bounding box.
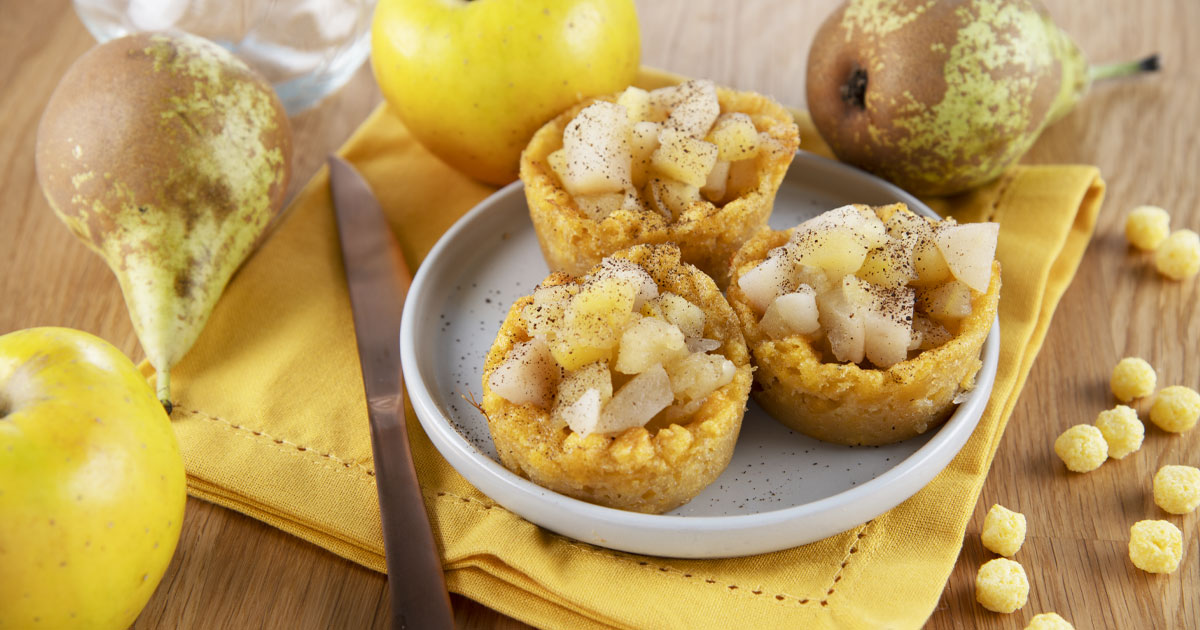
[806,0,1157,196]
[35,32,292,407]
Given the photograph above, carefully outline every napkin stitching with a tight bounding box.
[179,407,378,479]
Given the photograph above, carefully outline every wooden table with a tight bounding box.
[3,1,1196,627]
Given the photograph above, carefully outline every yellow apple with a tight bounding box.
[0,327,187,629]
[371,0,641,185]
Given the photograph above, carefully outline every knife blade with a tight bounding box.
[328,155,454,630]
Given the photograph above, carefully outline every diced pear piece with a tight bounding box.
[575,192,623,221]
[760,285,820,339]
[550,276,636,370]
[910,315,952,351]
[789,207,875,278]
[597,257,659,310]
[912,236,953,286]
[593,364,674,435]
[701,159,731,203]
[669,352,736,401]
[616,86,651,123]
[737,248,797,313]
[553,361,613,435]
[859,284,915,369]
[560,101,632,196]
[884,210,951,286]
[725,158,757,199]
[857,237,917,289]
[558,388,605,436]
[686,337,721,353]
[646,85,680,122]
[651,128,719,188]
[642,292,706,338]
[488,337,559,407]
[816,278,867,364]
[934,222,999,292]
[522,283,577,340]
[547,148,569,184]
[629,121,660,189]
[644,176,701,220]
[706,112,761,161]
[615,316,689,374]
[915,281,973,322]
[793,263,836,295]
[663,80,720,138]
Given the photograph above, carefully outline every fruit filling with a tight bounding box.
[487,257,736,437]
[546,80,785,221]
[738,203,998,368]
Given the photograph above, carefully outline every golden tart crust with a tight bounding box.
[520,88,800,288]
[728,225,1001,446]
[481,244,753,514]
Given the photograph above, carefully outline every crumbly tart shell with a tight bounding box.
[519,89,800,289]
[728,229,1002,447]
[481,244,753,514]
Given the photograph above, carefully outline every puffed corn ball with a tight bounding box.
[1154,229,1200,280]
[1054,424,1108,473]
[1125,205,1171,251]
[1153,465,1200,515]
[1149,385,1200,433]
[981,504,1026,557]
[1025,612,1075,630]
[1128,519,1182,574]
[1094,405,1144,459]
[975,557,1029,613]
[1110,357,1156,402]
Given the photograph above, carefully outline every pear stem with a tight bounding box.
[1089,54,1160,82]
[157,370,173,415]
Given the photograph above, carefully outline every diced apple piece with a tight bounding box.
[706,112,761,161]
[597,257,658,310]
[560,101,632,196]
[615,317,689,374]
[669,352,736,401]
[663,80,720,138]
[629,121,660,189]
[910,315,952,351]
[616,86,651,123]
[760,285,820,339]
[644,177,701,220]
[651,128,719,188]
[522,283,577,340]
[915,281,973,322]
[575,192,623,221]
[737,249,797,313]
[550,276,637,370]
[934,222,998,292]
[725,158,757,199]
[856,238,917,289]
[859,284,915,368]
[593,364,674,435]
[488,337,559,407]
[816,277,867,363]
[701,159,731,203]
[642,292,706,338]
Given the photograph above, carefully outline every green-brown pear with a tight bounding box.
[35,32,292,408]
[806,0,1157,196]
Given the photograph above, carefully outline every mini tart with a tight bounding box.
[520,88,799,288]
[728,226,1001,446]
[481,244,752,514]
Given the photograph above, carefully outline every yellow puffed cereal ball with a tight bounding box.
[975,557,1029,613]
[1128,519,1182,574]
[981,504,1027,557]
[1153,465,1200,515]
[1110,357,1156,402]
[1154,229,1200,280]
[1125,205,1171,251]
[1025,612,1075,630]
[1094,405,1145,459]
[1149,385,1200,433]
[1054,424,1108,473]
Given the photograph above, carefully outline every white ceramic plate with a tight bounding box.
[400,151,999,559]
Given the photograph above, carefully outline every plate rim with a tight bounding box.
[400,150,999,557]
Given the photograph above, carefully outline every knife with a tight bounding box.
[328,155,454,630]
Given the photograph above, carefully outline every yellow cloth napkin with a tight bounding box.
[155,69,1104,629]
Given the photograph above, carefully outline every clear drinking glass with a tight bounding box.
[73,0,376,114]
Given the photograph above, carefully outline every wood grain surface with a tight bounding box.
[2,1,1196,628]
